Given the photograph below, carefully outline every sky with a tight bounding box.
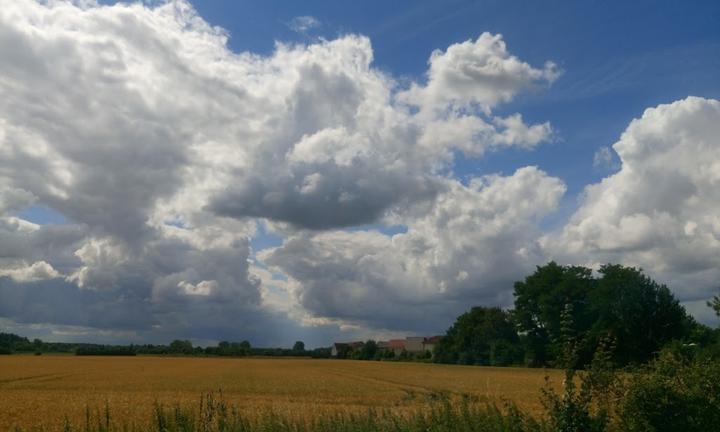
[0,0,719,347]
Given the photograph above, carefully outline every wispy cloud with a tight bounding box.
[592,146,616,169]
[287,15,321,34]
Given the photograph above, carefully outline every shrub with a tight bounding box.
[617,349,720,432]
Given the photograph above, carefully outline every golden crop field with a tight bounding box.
[0,356,562,431]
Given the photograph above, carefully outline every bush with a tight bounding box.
[617,349,720,432]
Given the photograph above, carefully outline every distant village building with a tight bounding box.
[405,337,425,353]
[422,336,442,353]
[387,339,406,356]
[331,336,443,357]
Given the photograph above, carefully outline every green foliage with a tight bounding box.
[708,292,720,319]
[514,262,694,367]
[292,341,305,352]
[0,332,30,353]
[357,340,378,360]
[333,344,352,359]
[209,340,252,356]
[540,309,618,432]
[76,345,136,356]
[617,348,720,432]
[588,264,692,366]
[169,339,195,354]
[513,262,595,366]
[434,306,522,366]
[309,347,331,358]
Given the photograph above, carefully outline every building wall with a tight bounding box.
[405,337,425,353]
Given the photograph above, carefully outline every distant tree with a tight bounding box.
[169,339,194,354]
[76,345,136,356]
[358,340,378,360]
[398,349,410,361]
[292,341,305,352]
[708,292,720,319]
[309,347,331,358]
[335,344,352,359]
[434,306,522,366]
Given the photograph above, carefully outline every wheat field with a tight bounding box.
[0,356,561,431]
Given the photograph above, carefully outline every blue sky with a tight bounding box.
[2,0,720,345]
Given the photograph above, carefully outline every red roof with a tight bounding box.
[424,336,442,344]
[388,339,406,349]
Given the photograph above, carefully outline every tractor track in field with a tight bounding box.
[320,368,455,400]
[0,373,74,386]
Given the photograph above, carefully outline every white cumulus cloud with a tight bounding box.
[545,96,720,320]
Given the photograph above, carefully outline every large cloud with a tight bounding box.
[0,0,559,343]
[207,31,556,229]
[263,167,566,333]
[545,96,720,322]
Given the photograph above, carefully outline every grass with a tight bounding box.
[51,392,548,432]
[0,356,561,431]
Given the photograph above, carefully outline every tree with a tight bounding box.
[513,262,595,366]
[514,262,693,367]
[708,293,720,319]
[292,341,305,352]
[588,264,692,365]
[434,306,522,366]
[169,339,194,354]
[216,340,251,356]
[357,340,378,360]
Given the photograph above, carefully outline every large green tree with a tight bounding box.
[513,262,693,367]
[588,264,692,365]
[434,306,521,366]
[512,262,595,366]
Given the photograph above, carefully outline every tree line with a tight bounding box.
[433,262,720,368]
[0,334,331,358]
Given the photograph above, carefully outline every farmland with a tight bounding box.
[0,356,561,431]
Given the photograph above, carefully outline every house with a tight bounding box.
[331,336,444,358]
[405,337,425,353]
[387,339,406,356]
[422,336,442,353]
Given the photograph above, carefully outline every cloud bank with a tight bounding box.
[0,0,718,344]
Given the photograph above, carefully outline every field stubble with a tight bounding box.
[0,356,561,431]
